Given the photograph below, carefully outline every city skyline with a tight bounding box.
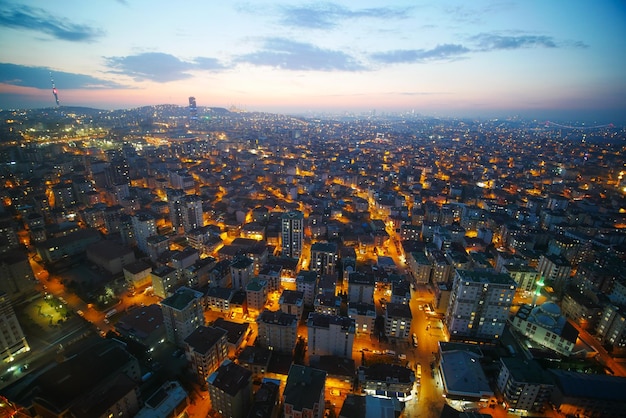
[1,1,626,123]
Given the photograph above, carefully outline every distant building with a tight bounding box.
[161,287,204,347]
[207,360,253,418]
[307,312,355,358]
[283,364,326,418]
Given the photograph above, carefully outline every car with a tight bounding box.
[412,333,418,347]
[398,354,407,360]
[77,310,84,317]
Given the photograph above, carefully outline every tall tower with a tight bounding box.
[182,195,204,233]
[281,211,304,260]
[189,97,198,121]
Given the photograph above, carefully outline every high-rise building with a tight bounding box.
[207,359,253,418]
[169,192,203,234]
[255,310,298,354]
[445,269,517,341]
[537,254,571,296]
[0,292,29,363]
[496,357,554,413]
[151,265,179,299]
[188,96,197,120]
[384,302,413,340]
[306,312,355,358]
[230,256,254,290]
[283,365,326,418]
[131,212,157,255]
[181,195,203,233]
[0,251,36,301]
[184,325,228,386]
[310,242,338,276]
[161,287,205,347]
[281,211,304,260]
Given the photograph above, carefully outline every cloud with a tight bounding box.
[280,2,411,29]
[0,63,126,89]
[0,6,104,42]
[371,44,470,64]
[471,33,589,51]
[236,38,366,71]
[105,52,229,82]
[370,32,587,65]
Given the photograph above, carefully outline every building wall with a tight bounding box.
[445,270,516,340]
[256,313,298,354]
[0,293,29,363]
[162,288,205,347]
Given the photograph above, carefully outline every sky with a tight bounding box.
[1,0,625,122]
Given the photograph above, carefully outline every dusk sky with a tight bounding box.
[1,0,625,122]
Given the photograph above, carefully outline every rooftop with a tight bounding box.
[184,325,227,354]
[162,287,203,310]
[283,365,327,411]
[207,360,252,396]
[456,269,517,287]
